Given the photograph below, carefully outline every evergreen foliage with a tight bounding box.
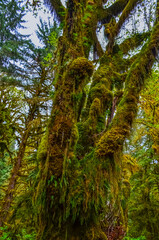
[0,0,29,75]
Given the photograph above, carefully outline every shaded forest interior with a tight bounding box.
[0,0,159,239]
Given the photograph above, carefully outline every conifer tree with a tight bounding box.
[0,0,29,76]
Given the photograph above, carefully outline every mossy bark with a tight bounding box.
[35,1,94,238]
[35,1,159,239]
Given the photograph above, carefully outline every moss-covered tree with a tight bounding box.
[0,0,159,239]
[33,0,159,239]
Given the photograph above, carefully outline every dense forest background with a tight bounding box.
[0,0,159,239]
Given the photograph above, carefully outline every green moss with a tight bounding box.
[119,32,150,55]
[69,57,94,90]
[92,67,111,89]
[76,99,104,158]
[77,63,114,158]
[69,57,93,77]
[96,115,106,133]
[89,98,101,118]
[70,124,79,149]
[76,122,94,158]
[90,83,113,108]
[111,72,126,89]
[96,127,128,158]
[37,132,48,162]
[114,89,123,98]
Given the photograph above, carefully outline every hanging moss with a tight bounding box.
[58,147,111,240]
[76,90,87,121]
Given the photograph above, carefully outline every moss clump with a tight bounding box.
[93,77,110,89]
[96,127,128,158]
[69,57,94,90]
[76,98,103,159]
[92,67,111,88]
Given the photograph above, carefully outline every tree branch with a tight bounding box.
[98,0,129,24]
[93,31,104,58]
[106,0,141,52]
[119,32,150,54]
[44,0,65,22]
[96,17,159,159]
